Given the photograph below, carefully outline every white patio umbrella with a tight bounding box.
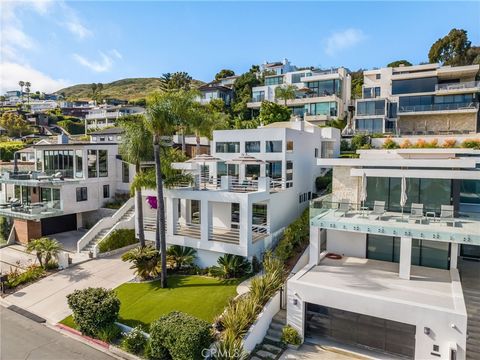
[400,176,408,219]
[225,154,266,165]
[359,172,367,209]
[187,154,223,189]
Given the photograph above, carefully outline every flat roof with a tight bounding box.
[296,257,460,312]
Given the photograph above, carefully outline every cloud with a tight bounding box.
[0,62,70,93]
[324,28,366,56]
[58,1,92,39]
[73,51,120,72]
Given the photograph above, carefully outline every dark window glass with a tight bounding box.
[75,150,83,178]
[460,180,480,204]
[217,162,227,177]
[266,161,282,179]
[374,87,381,97]
[216,142,240,153]
[392,77,437,94]
[252,91,265,102]
[307,79,341,97]
[356,100,385,116]
[76,187,88,202]
[245,165,260,178]
[245,141,260,153]
[355,118,383,133]
[43,150,74,178]
[103,185,110,198]
[98,150,108,177]
[122,162,129,183]
[40,188,51,203]
[87,150,97,178]
[265,76,284,86]
[266,141,282,153]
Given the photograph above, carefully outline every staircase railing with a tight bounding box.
[76,197,135,253]
[92,209,135,257]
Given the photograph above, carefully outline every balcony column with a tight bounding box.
[180,199,191,224]
[165,197,178,237]
[200,200,212,245]
[450,242,459,270]
[239,197,252,257]
[399,236,412,280]
[309,226,321,266]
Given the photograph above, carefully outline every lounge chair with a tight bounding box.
[440,205,456,227]
[409,203,425,223]
[335,199,350,217]
[370,201,386,220]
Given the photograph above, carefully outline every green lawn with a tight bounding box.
[60,275,241,331]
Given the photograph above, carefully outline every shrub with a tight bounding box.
[221,295,260,339]
[98,229,137,253]
[57,119,85,135]
[340,139,350,152]
[0,141,25,161]
[66,287,120,337]
[121,245,161,280]
[96,323,122,343]
[121,326,147,355]
[442,139,457,148]
[462,139,480,149]
[400,139,412,148]
[382,137,399,149]
[209,254,251,279]
[26,237,62,269]
[6,265,45,288]
[149,311,213,360]
[351,134,369,150]
[281,325,302,345]
[426,138,438,148]
[166,245,196,270]
[414,138,426,148]
[274,209,309,262]
[315,170,332,193]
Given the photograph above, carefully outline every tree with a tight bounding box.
[350,69,364,99]
[91,83,104,103]
[26,237,62,268]
[144,91,188,288]
[209,254,251,279]
[0,112,31,137]
[258,101,290,125]
[24,82,31,104]
[387,60,412,67]
[232,66,261,120]
[274,84,297,105]
[121,245,162,280]
[160,72,192,91]
[18,81,25,102]
[428,28,474,66]
[119,115,153,248]
[215,69,235,81]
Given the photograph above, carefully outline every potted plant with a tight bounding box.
[281,325,302,350]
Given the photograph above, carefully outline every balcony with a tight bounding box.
[399,102,479,114]
[0,201,62,220]
[85,111,122,120]
[0,171,79,186]
[435,81,480,92]
[310,195,480,245]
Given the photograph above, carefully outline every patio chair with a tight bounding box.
[335,199,350,217]
[440,205,456,227]
[409,203,425,224]
[370,201,386,220]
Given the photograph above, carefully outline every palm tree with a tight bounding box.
[166,245,197,270]
[210,254,251,279]
[121,245,161,280]
[25,82,31,104]
[26,237,62,268]
[274,84,297,106]
[119,115,153,248]
[18,81,25,102]
[144,91,183,288]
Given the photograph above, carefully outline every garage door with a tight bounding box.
[305,303,415,359]
[41,214,77,236]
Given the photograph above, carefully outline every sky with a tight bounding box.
[1,0,479,93]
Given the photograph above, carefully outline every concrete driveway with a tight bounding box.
[4,253,134,323]
[280,344,370,360]
[51,229,88,253]
[0,245,38,273]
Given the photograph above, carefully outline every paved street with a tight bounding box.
[5,253,134,323]
[0,306,114,360]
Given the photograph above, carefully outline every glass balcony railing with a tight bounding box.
[436,81,480,91]
[399,102,479,113]
[310,194,480,245]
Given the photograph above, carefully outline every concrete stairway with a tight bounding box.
[81,208,135,254]
[250,310,286,360]
[459,259,480,360]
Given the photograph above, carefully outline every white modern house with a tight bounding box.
[139,121,340,267]
[287,147,480,360]
[84,106,145,131]
[247,61,351,126]
[351,63,480,135]
[0,135,135,246]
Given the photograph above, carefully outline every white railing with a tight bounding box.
[209,225,240,244]
[76,197,135,253]
[229,179,259,192]
[436,81,480,91]
[270,179,293,191]
[175,222,201,239]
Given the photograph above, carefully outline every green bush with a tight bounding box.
[98,229,137,253]
[149,311,213,360]
[6,265,45,288]
[340,139,350,152]
[57,119,85,135]
[96,323,122,343]
[121,326,147,355]
[281,325,302,345]
[209,254,251,279]
[66,287,120,337]
[0,141,25,161]
[462,139,480,149]
[315,170,332,193]
[274,209,309,262]
[121,245,161,280]
[350,134,370,150]
[382,137,399,149]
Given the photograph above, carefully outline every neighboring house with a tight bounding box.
[90,127,124,143]
[352,63,480,135]
[287,147,480,360]
[84,106,145,131]
[171,134,210,158]
[28,100,58,112]
[0,135,135,244]
[139,120,340,267]
[197,82,234,106]
[247,61,351,125]
[16,147,35,162]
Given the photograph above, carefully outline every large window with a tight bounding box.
[35,151,42,171]
[76,187,88,202]
[265,76,283,86]
[392,77,437,94]
[291,72,307,83]
[356,100,385,116]
[305,102,337,116]
[460,180,480,204]
[245,165,260,178]
[216,142,240,153]
[245,141,260,153]
[267,161,282,179]
[367,235,450,270]
[43,150,74,178]
[75,150,83,178]
[98,150,108,177]
[266,141,282,153]
[40,188,51,203]
[355,118,383,133]
[87,150,97,178]
[286,161,293,187]
[252,91,265,102]
[306,79,341,97]
[122,162,129,183]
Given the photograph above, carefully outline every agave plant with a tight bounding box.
[121,245,161,280]
[221,295,260,339]
[210,254,251,279]
[166,245,196,271]
[211,334,249,360]
[26,237,62,269]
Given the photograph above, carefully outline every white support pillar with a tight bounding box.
[450,242,459,270]
[239,197,252,256]
[166,198,178,237]
[309,226,322,266]
[200,200,212,245]
[399,236,412,280]
[180,199,191,224]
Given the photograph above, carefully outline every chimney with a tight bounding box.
[57,134,69,144]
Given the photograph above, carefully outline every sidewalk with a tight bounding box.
[4,253,134,323]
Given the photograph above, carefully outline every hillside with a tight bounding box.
[55,77,204,101]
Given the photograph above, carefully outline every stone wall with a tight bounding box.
[332,166,359,204]
[14,219,42,244]
[398,113,477,133]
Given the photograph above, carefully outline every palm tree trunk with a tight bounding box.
[196,132,200,156]
[181,129,186,155]
[153,136,168,288]
[135,162,146,248]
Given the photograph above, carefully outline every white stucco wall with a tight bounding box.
[326,229,366,258]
